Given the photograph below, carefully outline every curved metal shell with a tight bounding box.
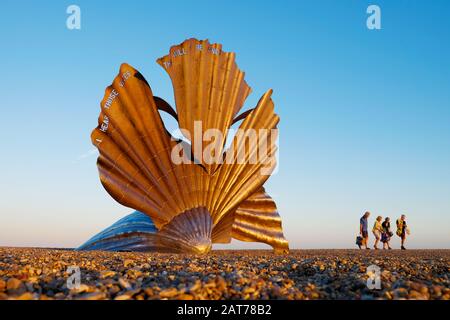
[210,90,279,222]
[157,38,252,174]
[85,38,289,254]
[91,63,205,229]
[158,207,212,253]
[77,211,158,251]
[77,209,213,253]
[232,188,289,253]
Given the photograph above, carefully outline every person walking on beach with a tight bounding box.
[381,217,393,250]
[396,214,409,250]
[359,211,370,249]
[372,216,383,250]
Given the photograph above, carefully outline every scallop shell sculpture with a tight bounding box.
[79,38,289,254]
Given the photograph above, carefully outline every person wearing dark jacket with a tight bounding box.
[381,217,392,250]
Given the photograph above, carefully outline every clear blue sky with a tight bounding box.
[1,0,449,249]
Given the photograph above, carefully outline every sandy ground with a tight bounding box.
[0,248,448,300]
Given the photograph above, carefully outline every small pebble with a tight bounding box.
[6,278,22,291]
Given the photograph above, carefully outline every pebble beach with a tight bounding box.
[0,248,448,300]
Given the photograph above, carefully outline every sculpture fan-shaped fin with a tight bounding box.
[91,63,206,229]
[231,187,289,253]
[209,89,279,223]
[157,38,252,173]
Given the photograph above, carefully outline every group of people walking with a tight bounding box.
[358,211,409,250]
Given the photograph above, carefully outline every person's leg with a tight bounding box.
[373,232,379,249]
[366,232,370,249]
[362,232,367,249]
[401,235,406,249]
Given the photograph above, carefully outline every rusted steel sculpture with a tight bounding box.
[79,39,289,253]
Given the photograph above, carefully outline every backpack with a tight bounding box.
[356,235,363,246]
[396,219,403,236]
